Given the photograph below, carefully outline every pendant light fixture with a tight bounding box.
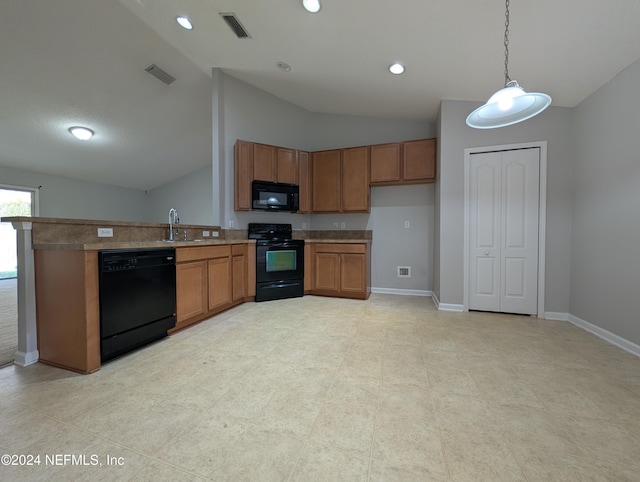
[68,126,94,140]
[466,0,551,129]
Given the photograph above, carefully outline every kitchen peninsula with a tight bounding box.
[3,216,371,374]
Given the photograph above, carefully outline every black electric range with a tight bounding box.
[248,223,305,302]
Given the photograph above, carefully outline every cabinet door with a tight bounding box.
[340,253,366,295]
[208,256,232,311]
[342,146,370,212]
[234,140,253,210]
[403,138,436,181]
[314,252,340,292]
[312,149,341,212]
[253,143,276,182]
[277,147,298,184]
[298,151,311,213]
[304,243,314,292]
[370,143,401,183]
[232,245,247,302]
[176,261,208,323]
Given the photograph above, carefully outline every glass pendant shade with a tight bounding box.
[466,81,552,129]
[68,126,94,140]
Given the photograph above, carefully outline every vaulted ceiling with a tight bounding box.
[2,0,640,190]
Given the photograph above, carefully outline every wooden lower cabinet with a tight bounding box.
[304,243,315,292]
[34,249,101,374]
[172,243,251,333]
[232,244,247,301]
[341,253,367,295]
[208,256,232,311]
[314,252,340,292]
[176,260,208,326]
[311,243,370,299]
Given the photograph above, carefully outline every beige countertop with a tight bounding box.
[1,216,222,230]
[33,239,256,251]
[32,239,370,250]
[304,239,371,244]
[3,216,372,250]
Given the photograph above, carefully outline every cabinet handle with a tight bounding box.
[484,251,489,256]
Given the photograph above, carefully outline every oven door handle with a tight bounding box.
[263,241,302,248]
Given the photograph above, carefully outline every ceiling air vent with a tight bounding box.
[219,12,251,39]
[144,64,176,85]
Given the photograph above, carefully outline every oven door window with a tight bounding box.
[266,250,297,272]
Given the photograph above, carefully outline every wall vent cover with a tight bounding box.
[397,266,411,278]
[219,12,251,39]
[144,64,176,85]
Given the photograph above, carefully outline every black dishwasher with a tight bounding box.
[99,248,176,363]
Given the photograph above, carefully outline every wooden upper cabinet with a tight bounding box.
[370,143,402,183]
[276,147,298,184]
[342,146,370,212]
[370,139,436,185]
[234,140,253,211]
[253,143,276,182]
[298,151,311,213]
[403,138,436,181]
[312,149,341,212]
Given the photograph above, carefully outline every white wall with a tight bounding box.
[216,71,313,230]
[438,101,574,313]
[0,165,148,221]
[145,165,213,225]
[308,113,434,290]
[571,59,640,346]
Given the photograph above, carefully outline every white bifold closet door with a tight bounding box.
[469,148,540,315]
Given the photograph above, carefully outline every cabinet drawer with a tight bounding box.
[177,245,231,262]
[314,243,366,254]
[232,244,248,256]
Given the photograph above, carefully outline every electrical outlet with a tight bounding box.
[341,222,346,229]
[97,228,113,237]
[229,220,235,228]
[333,222,338,229]
[302,222,307,229]
[405,221,410,228]
[202,230,210,237]
[212,231,219,237]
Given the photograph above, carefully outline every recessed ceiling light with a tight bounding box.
[389,63,405,75]
[69,126,94,141]
[277,61,292,72]
[176,16,193,30]
[302,0,321,13]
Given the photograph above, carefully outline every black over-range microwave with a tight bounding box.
[252,181,299,212]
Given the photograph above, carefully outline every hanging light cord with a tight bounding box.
[503,0,512,85]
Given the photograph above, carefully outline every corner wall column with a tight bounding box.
[11,221,39,366]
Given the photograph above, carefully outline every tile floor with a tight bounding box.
[1,294,640,481]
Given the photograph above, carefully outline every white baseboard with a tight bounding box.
[14,349,39,367]
[367,293,640,358]
[431,292,464,312]
[371,287,431,297]
[568,314,640,358]
[544,312,569,321]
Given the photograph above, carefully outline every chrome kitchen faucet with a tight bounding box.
[168,208,180,241]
